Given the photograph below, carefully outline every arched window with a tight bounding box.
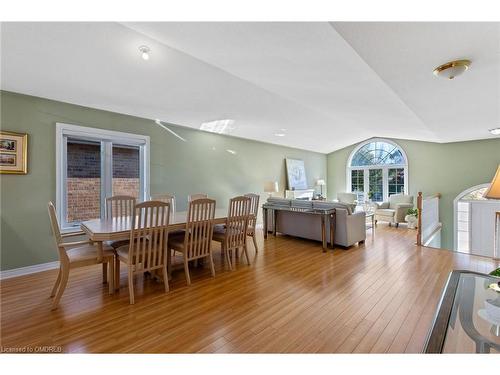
[346,139,408,203]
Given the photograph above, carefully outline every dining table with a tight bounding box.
[80,208,231,292]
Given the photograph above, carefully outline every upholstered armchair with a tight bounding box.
[374,194,414,227]
[337,192,358,213]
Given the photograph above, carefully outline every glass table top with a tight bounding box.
[442,273,500,353]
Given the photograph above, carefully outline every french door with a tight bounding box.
[349,166,407,203]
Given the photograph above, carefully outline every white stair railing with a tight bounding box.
[417,192,442,247]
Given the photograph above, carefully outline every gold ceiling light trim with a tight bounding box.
[433,59,471,80]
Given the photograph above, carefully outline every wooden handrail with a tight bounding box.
[423,193,442,200]
[423,223,443,247]
[417,192,423,245]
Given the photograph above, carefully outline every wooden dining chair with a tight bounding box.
[47,202,115,310]
[244,193,260,252]
[213,196,251,270]
[105,195,136,248]
[105,195,136,219]
[104,195,137,284]
[188,193,208,202]
[115,201,171,304]
[151,193,176,215]
[168,198,216,285]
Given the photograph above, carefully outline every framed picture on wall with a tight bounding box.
[0,131,28,174]
[285,158,308,190]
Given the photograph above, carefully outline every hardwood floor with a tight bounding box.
[1,225,498,353]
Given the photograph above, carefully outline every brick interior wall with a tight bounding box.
[66,141,139,223]
[67,178,101,222]
[112,178,139,199]
[113,146,139,178]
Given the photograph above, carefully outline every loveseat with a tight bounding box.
[374,194,414,227]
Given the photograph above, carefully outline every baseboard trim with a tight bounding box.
[0,261,60,280]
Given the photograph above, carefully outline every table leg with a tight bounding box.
[273,209,277,237]
[96,241,103,263]
[330,211,336,249]
[263,207,268,239]
[96,241,108,290]
[108,260,114,294]
[167,248,173,280]
[115,257,120,291]
[321,214,327,252]
[102,263,107,284]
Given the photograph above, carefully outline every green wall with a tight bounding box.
[0,91,327,270]
[327,137,500,250]
[2,89,499,270]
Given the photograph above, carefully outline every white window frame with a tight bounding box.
[345,138,408,203]
[56,123,150,232]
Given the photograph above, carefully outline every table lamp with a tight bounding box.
[264,181,279,198]
[315,179,326,198]
[484,164,500,259]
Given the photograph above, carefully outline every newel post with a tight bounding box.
[416,192,423,246]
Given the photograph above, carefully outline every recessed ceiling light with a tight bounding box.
[200,119,235,134]
[226,149,237,155]
[433,59,471,80]
[139,45,150,61]
[274,129,286,137]
[489,128,500,135]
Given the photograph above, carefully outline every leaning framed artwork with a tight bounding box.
[285,158,308,190]
[0,131,28,174]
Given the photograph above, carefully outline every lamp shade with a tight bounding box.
[484,165,500,199]
[264,181,279,193]
[316,179,326,186]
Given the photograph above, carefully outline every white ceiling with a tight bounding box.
[1,22,499,153]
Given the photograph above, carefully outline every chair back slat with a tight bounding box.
[129,201,170,272]
[106,195,136,219]
[47,202,63,245]
[225,196,251,250]
[184,198,216,260]
[151,193,176,215]
[47,202,69,262]
[188,193,208,202]
[244,193,260,234]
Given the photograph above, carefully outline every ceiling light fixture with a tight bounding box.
[139,45,150,61]
[274,129,286,137]
[489,128,500,136]
[433,59,471,80]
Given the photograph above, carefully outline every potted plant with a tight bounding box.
[490,268,500,278]
[367,191,374,203]
[405,208,418,229]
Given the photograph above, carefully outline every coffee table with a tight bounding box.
[424,270,500,353]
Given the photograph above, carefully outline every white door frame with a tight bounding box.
[453,183,494,253]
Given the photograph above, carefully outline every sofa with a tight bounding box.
[374,194,414,227]
[265,198,366,247]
